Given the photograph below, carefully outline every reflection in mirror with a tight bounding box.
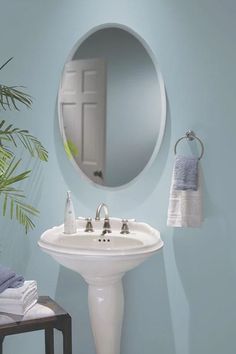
[58,26,166,187]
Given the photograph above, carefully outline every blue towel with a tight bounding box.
[0,265,24,294]
[173,155,198,191]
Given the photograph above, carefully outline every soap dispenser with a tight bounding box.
[64,191,77,234]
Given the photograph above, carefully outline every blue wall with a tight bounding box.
[0,1,236,354]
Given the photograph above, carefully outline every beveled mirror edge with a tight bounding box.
[58,22,166,191]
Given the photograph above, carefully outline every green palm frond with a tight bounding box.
[0,85,32,111]
[0,57,14,71]
[0,57,48,233]
[0,157,31,189]
[0,157,38,233]
[0,120,48,161]
[0,145,13,174]
[2,189,39,234]
[0,58,32,111]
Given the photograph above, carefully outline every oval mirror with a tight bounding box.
[58,25,166,188]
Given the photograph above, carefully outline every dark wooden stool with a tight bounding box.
[0,296,72,354]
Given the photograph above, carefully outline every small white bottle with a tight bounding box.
[64,191,77,234]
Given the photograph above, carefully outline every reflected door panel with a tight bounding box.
[60,58,106,184]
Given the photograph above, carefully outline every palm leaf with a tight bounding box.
[0,157,38,233]
[0,57,13,71]
[0,58,32,111]
[0,145,13,174]
[0,85,32,111]
[0,120,48,161]
[0,158,31,189]
[1,189,39,233]
[0,58,48,233]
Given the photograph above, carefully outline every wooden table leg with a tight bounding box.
[45,328,54,354]
[0,336,4,354]
[62,316,72,354]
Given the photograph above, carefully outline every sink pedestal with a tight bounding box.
[85,274,124,354]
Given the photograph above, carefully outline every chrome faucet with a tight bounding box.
[120,219,130,234]
[84,218,94,232]
[95,203,109,220]
[95,203,111,234]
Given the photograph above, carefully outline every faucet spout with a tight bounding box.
[95,203,109,221]
[95,203,111,234]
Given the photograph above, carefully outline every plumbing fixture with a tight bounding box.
[120,219,130,234]
[84,218,94,232]
[95,203,111,234]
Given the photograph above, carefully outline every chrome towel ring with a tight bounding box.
[174,130,204,160]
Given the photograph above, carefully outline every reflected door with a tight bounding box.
[59,58,106,184]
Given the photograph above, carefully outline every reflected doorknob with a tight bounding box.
[93,170,103,179]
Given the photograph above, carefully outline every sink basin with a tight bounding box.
[38,218,163,354]
[39,218,163,278]
[50,234,144,250]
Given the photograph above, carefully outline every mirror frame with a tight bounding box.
[58,23,166,190]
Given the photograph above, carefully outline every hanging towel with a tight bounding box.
[0,265,24,294]
[173,155,198,190]
[167,158,203,228]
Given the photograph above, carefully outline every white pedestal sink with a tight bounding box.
[38,218,163,354]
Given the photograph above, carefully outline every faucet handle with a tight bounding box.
[102,218,112,234]
[84,218,94,232]
[120,219,130,234]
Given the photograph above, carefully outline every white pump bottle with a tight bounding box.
[64,191,77,234]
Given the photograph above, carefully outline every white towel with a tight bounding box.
[0,303,55,324]
[0,280,38,315]
[0,287,37,305]
[167,166,203,228]
[0,280,37,300]
[0,296,38,315]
